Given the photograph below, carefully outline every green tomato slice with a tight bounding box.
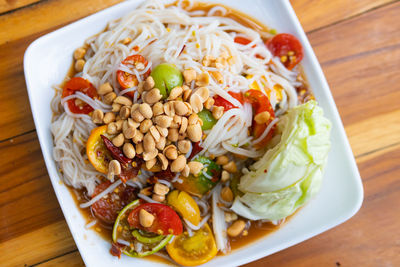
[132,230,164,244]
[197,110,217,130]
[123,235,173,258]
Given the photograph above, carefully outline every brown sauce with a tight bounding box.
[61,0,311,263]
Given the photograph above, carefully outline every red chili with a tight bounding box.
[110,242,123,258]
[188,142,203,161]
[101,135,132,166]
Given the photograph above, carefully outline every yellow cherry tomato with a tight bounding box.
[86,125,113,173]
[166,223,217,266]
[167,190,200,226]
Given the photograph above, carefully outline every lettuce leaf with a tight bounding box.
[231,100,331,221]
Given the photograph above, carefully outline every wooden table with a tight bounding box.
[1,0,399,266]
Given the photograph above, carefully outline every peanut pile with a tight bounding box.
[91,68,222,180]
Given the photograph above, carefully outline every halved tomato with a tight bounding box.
[117,54,151,97]
[267,33,303,70]
[62,77,98,114]
[167,190,201,226]
[213,91,244,111]
[244,89,276,148]
[127,203,183,235]
[166,223,217,266]
[86,125,114,174]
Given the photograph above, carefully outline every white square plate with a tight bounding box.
[24,0,363,266]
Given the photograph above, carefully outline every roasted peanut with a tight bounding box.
[168,128,179,142]
[164,145,178,160]
[121,37,132,45]
[98,82,113,95]
[212,106,224,119]
[157,153,169,170]
[144,76,155,91]
[216,155,229,165]
[227,220,245,237]
[131,109,145,123]
[155,136,166,150]
[177,140,191,154]
[107,122,118,134]
[145,158,157,169]
[114,96,132,106]
[182,87,192,101]
[221,170,230,182]
[143,133,155,152]
[139,103,153,119]
[115,120,124,131]
[215,56,227,69]
[73,47,86,60]
[188,113,200,125]
[112,133,124,147]
[220,186,234,202]
[92,109,104,124]
[136,142,144,154]
[181,164,190,177]
[75,59,85,72]
[168,86,183,100]
[144,88,162,104]
[140,119,153,133]
[211,71,224,84]
[183,69,196,83]
[187,124,202,142]
[223,161,237,173]
[103,112,116,124]
[156,125,168,137]
[123,125,136,139]
[108,160,121,180]
[139,209,155,227]
[154,183,169,196]
[111,103,122,112]
[174,101,188,116]
[189,94,203,113]
[188,161,203,176]
[143,149,158,161]
[152,194,165,202]
[204,97,215,109]
[152,102,164,116]
[154,115,172,128]
[170,155,187,173]
[119,106,131,119]
[254,111,271,124]
[163,102,175,116]
[149,126,161,142]
[132,130,144,144]
[196,72,210,87]
[194,87,209,102]
[224,212,238,223]
[123,143,136,159]
[140,186,152,196]
[103,92,117,105]
[179,117,188,134]
[184,102,193,116]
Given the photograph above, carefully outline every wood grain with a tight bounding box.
[0,131,64,242]
[0,0,41,14]
[291,0,395,32]
[35,251,84,267]
[0,221,76,267]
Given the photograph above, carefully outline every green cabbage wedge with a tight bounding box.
[231,100,332,221]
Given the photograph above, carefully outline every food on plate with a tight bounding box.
[50,0,331,265]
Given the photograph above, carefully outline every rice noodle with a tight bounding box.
[85,220,97,229]
[212,184,228,253]
[252,118,279,145]
[117,239,131,246]
[183,213,211,230]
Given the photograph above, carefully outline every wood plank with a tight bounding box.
[0,0,41,14]
[0,0,124,45]
[346,109,400,157]
[244,144,400,267]
[34,251,84,267]
[0,131,64,242]
[0,221,76,267]
[291,0,395,32]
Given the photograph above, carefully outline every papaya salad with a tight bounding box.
[51,0,332,265]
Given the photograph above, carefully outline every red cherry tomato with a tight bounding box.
[117,55,151,97]
[213,91,244,111]
[267,33,303,70]
[62,77,98,114]
[91,181,137,224]
[244,90,276,148]
[127,203,183,235]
